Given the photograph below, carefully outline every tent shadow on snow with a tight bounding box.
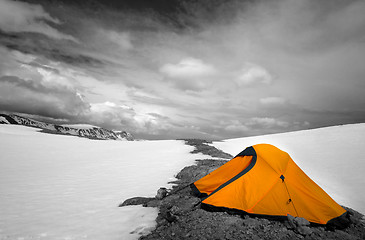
[191,144,350,229]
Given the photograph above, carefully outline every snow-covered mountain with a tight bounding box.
[0,113,134,141]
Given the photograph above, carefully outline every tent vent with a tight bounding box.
[280,175,285,182]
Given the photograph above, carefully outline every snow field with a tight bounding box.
[0,125,208,240]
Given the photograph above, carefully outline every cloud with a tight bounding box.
[234,63,272,86]
[0,46,156,135]
[0,0,78,42]
[0,47,93,120]
[253,0,365,53]
[248,117,289,129]
[0,47,85,91]
[87,101,136,129]
[224,120,250,133]
[84,101,178,137]
[99,29,134,50]
[160,58,216,79]
[260,97,286,105]
[216,116,291,138]
[0,72,169,135]
[1,0,365,140]
[0,75,90,119]
[160,57,217,91]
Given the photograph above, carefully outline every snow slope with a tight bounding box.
[0,125,208,240]
[213,123,365,215]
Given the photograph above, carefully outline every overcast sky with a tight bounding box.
[0,0,364,139]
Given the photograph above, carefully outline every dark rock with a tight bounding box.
[160,210,177,223]
[156,187,168,200]
[183,139,233,159]
[144,199,161,208]
[294,217,310,226]
[170,206,181,215]
[287,215,313,236]
[343,206,365,226]
[119,197,155,207]
[223,216,244,226]
[161,194,181,205]
[156,217,167,226]
[287,214,297,229]
[297,225,312,236]
[242,217,260,228]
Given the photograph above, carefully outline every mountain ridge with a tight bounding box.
[0,113,134,141]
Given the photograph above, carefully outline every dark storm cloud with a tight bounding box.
[20,0,252,33]
[0,74,159,134]
[0,0,78,41]
[0,75,68,94]
[0,0,364,139]
[0,31,105,68]
[0,75,90,119]
[49,49,105,67]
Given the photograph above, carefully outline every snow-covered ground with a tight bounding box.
[0,125,208,240]
[212,123,365,215]
[1,123,364,240]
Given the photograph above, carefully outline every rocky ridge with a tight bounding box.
[0,113,134,141]
[120,139,365,240]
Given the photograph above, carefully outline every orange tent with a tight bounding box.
[191,144,347,226]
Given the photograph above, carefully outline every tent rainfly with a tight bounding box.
[191,144,348,227]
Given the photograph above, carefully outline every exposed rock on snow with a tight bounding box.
[114,130,134,141]
[183,139,233,159]
[156,187,168,200]
[287,214,312,236]
[119,197,156,207]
